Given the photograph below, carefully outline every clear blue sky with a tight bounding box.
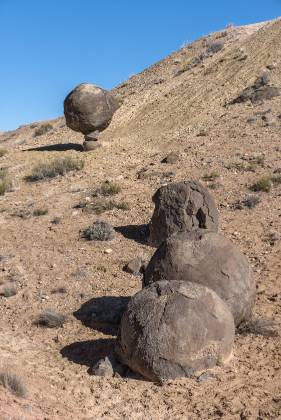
[0,0,280,131]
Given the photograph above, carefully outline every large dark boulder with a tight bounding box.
[144,230,255,326]
[64,83,120,134]
[148,181,219,247]
[116,280,235,382]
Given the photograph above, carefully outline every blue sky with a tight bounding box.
[0,0,280,131]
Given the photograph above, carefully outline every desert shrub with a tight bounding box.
[202,172,219,182]
[35,310,66,328]
[272,174,281,185]
[0,285,17,297]
[0,149,7,157]
[225,162,256,172]
[91,199,130,214]
[82,221,115,241]
[0,169,12,195]
[33,208,48,216]
[241,195,261,209]
[77,197,129,215]
[206,40,224,54]
[25,157,84,181]
[51,287,67,294]
[250,176,272,192]
[94,181,121,197]
[33,123,53,137]
[208,182,221,190]
[237,317,279,337]
[0,371,27,398]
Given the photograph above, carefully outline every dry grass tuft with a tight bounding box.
[33,123,53,137]
[237,317,279,337]
[25,157,84,181]
[93,181,121,197]
[0,371,27,398]
[0,169,12,195]
[35,310,66,328]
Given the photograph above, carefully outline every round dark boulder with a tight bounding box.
[116,280,235,382]
[144,230,255,326]
[148,181,219,247]
[64,83,120,134]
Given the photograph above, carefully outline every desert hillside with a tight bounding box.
[0,19,281,419]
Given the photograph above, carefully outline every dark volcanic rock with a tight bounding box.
[64,83,120,134]
[144,230,255,326]
[148,180,219,247]
[116,280,235,382]
[124,256,147,276]
[230,72,281,105]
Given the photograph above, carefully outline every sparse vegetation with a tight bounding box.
[237,317,279,337]
[0,285,17,297]
[33,123,53,137]
[33,208,48,216]
[202,172,219,182]
[51,287,67,294]
[0,371,27,398]
[250,176,272,192]
[35,310,66,328]
[206,40,224,54]
[25,157,84,181]
[0,169,12,195]
[76,197,130,215]
[90,199,129,214]
[234,195,261,210]
[0,148,7,157]
[94,181,121,197]
[82,221,115,241]
[208,182,221,190]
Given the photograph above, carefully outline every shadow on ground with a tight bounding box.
[74,296,130,335]
[115,224,149,245]
[61,338,116,368]
[24,143,84,152]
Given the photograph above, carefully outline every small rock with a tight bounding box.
[104,248,113,254]
[51,216,61,225]
[197,372,217,382]
[83,141,102,152]
[84,130,100,141]
[268,230,280,245]
[124,256,147,276]
[161,152,180,164]
[92,357,114,377]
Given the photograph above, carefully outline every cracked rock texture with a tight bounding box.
[144,230,255,326]
[148,181,219,247]
[116,280,235,382]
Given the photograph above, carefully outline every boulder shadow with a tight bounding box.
[24,143,84,152]
[61,338,116,369]
[60,338,145,381]
[115,224,149,245]
[74,296,130,335]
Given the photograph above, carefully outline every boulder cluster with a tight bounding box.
[116,180,256,382]
[64,83,120,151]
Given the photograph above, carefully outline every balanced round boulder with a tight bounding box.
[116,280,235,382]
[148,180,219,247]
[144,230,255,326]
[64,83,120,134]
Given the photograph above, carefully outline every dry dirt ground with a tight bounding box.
[0,19,281,419]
